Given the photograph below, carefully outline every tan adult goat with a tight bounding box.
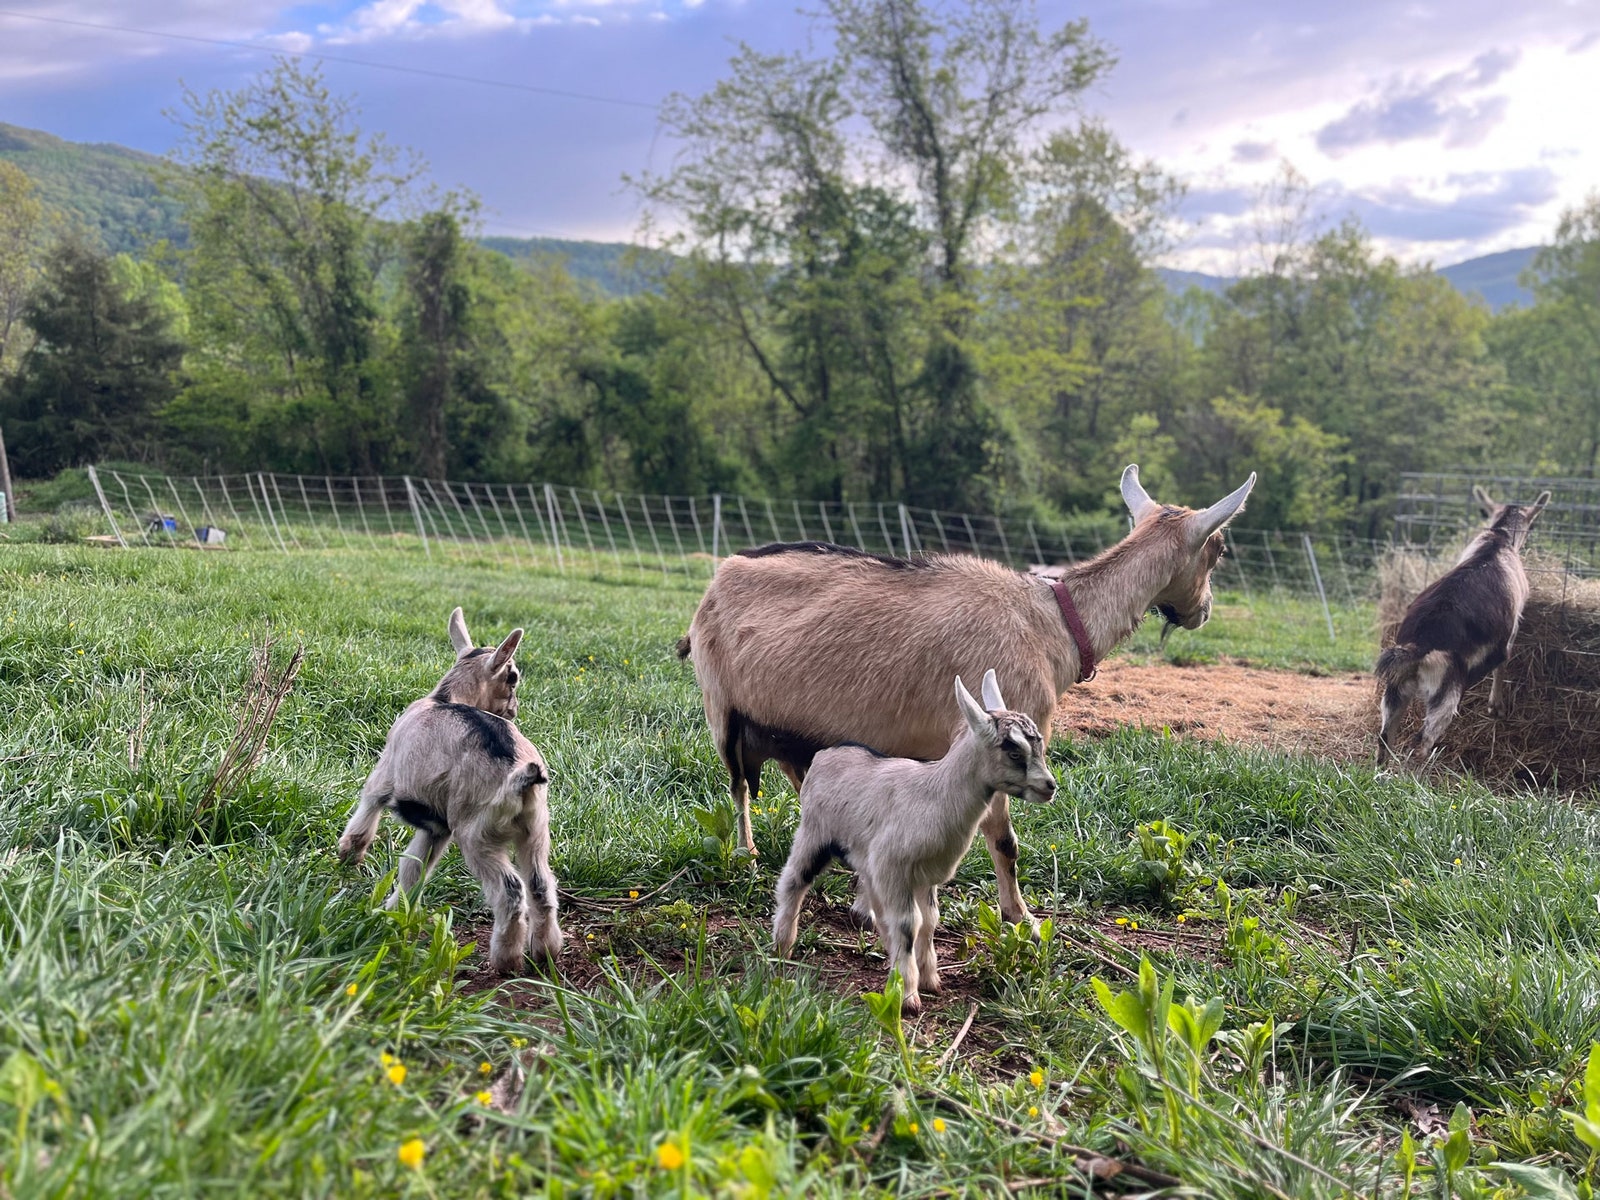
[678,464,1256,930]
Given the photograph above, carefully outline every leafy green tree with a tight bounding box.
[173,58,424,473]
[1176,391,1349,529]
[0,236,184,475]
[981,121,1185,511]
[1493,195,1600,473]
[1197,221,1500,532]
[0,161,47,382]
[646,0,1112,508]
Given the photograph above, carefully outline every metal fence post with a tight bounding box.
[711,494,722,563]
[899,504,914,557]
[86,466,127,548]
[1302,534,1335,642]
[543,483,566,573]
[403,476,430,558]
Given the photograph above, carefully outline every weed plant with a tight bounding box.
[3,546,1598,1196]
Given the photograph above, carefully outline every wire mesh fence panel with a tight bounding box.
[1396,470,1600,575]
[85,465,1423,604]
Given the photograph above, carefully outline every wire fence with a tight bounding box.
[83,465,1591,633]
[1396,470,1600,573]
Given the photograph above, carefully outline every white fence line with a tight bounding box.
[85,465,1590,614]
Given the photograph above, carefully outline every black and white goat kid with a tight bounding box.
[338,607,562,973]
[1376,486,1552,766]
[773,670,1057,1012]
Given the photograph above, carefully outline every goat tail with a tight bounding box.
[1374,642,1421,683]
[512,761,549,794]
[675,633,692,660]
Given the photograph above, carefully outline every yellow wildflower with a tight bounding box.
[908,1122,919,1135]
[1114,917,1128,926]
[629,890,639,900]
[1029,1069,1044,1088]
[397,1139,425,1170]
[345,983,358,996]
[932,1118,946,1133]
[387,1063,407,1086]
[656,1142,685,1170]
[476,1090,493,1105]
[1028,1106,1039,1118]
[511,1037,528,1049]
[1176,915,1187,924]
[380,1052,395,1066]
[1454,858,1462,865]
[479,1061,493,1075]
[1049,843,1057,851]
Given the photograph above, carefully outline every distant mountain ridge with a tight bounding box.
[1156,246,1538,312]
[0,121,187,254]
[0,120,1542,309]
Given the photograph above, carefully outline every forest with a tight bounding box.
[1,0,1598,536]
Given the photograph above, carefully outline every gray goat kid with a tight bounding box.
[773,670,1057,1012]
[337,607,562,973]
[1376,486,1551,765]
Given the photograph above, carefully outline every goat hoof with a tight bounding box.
[846,906,876,932]
[336,836,369,865]
[921,972,943,995]
[900,994,923,1015]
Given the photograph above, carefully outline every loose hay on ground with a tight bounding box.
[1378,550,1600,793]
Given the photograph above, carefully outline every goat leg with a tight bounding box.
[979,794,1038,935]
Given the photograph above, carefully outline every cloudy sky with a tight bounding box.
[0,0,1595,271]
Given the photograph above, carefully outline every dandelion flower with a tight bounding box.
[387,1063,407,1086]
[1454,858,1462,866]
[476,1090,493,1105]
[629,890,639,900]
[1114,917,1128,926]
[1129,921,1139,931]
[656,1142,685,1170]
[586,933,595,941]
[345,983,359,996]
[932,1118,946,1133]
[1049,843,1057,851]
[1028,1106,1039,1118]
[908,1122,919,1135]
[380,1052,395,1066]
[397,1139,426,1170]
[1176,915,1186,924]
[1030,1069,1044,1088]
[479,1061,493,1075]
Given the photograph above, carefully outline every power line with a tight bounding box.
[0,8,660,112]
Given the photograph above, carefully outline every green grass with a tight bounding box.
[3,546,1596,1197]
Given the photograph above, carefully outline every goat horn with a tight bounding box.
[1120,464,1158,523]
[1191,472,1257,542]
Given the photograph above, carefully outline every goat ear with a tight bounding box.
[1189,472,1257,546]
[447,607,473,658]
[490,628,524,672]
[1528,491,1552,522]
[1120,464,1158,523]
[954,675,993,740]
[980,668,1006,712]
[1473,485,1497,517]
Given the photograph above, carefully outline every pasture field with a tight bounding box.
[4,545,1600,1198]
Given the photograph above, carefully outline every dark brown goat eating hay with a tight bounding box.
[1377,550,1600,793]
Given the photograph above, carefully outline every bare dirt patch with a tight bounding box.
[1058,658,1375,761]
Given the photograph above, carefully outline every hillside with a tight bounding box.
[1158,246,1539,312]
[477,235,672,296]
[1437,246,1537,310]
[0,122,186,254]
[0,120,1547,308]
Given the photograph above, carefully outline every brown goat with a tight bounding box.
[1376,486,1551,766]
[678,464,1256,930]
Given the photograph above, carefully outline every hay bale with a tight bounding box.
[1376,549,1600,793]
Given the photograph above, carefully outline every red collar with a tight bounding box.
[1050,580,1097,683]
